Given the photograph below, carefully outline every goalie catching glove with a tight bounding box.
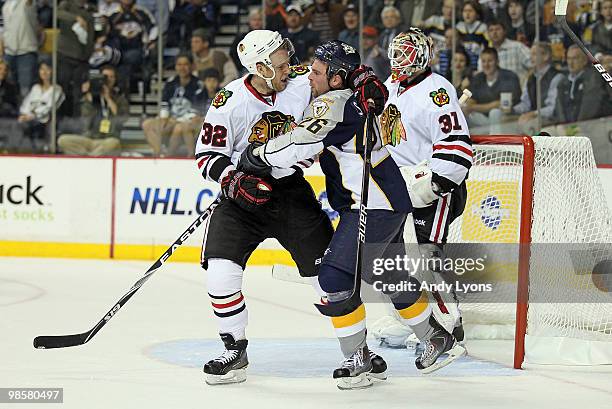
[400,161,443,208]
[221,170,272,212]
[348,65,389,115]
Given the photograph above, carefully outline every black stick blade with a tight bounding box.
[33,333,88,349]
[314,293,362,317]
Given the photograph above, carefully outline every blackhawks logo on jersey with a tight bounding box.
[288,65,309,79]
[212,88,233,108]
[380,104,406,147]
[430,88,450,107]
[249,111,297,143]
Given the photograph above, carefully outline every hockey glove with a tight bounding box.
[221,170,272,212]
[400,161,440,208]
[237,143,271,176]
[348,65,389,115]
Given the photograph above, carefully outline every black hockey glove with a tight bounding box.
[237,143,271,176]
[348,65,389,115]
[221,170,272,212]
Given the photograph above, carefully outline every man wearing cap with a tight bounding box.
[362,26,390,80]
[281,5,319,62]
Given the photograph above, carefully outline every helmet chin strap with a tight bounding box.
[257,64,277,91]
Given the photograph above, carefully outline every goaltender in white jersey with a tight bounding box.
[373,29,473,358]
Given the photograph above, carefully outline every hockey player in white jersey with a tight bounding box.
[239,40,463,387]
[196,30,389,385]
[374,28,471,371]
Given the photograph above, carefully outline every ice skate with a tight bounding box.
[368,350,388,381]
[333,345,374,390]
[203,333,249,385]
[415,318,466,374]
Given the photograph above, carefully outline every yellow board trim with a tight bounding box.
[0,241,297,266]
[331,304,366,329]
[397,291,429,319]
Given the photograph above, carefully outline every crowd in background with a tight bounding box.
[0,0,610,157]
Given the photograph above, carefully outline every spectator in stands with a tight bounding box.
[555,45,612,123]
[378,6,403,52]
[108,0,158,93]
[457,0,488,68]
[190,29,237,87]
[98,0,120,17]
[464,47,521,134]
[57,65,129,156]
[197,67,220,119]
[1,0,39,98]
[585,0,612,56]
[265,0,287,32]
[362,25,390,80]
[56,0,95,117]
[138,0,169,35]
[505,0,534,46]
[513,42,564,132]
[366,0,441,31]
[38,0,53,28]
[433,28,475,77]
[303,0,345,43]
[478,0,511,25]
[281,5,319,64]
[338,5,359,50]
[185,0,219,42]
[18,61,65,152]
[446,46,473,96]
[486,19,531,85]
[143,54,205,157]
[540,0,580,63]
[0,60,19,119]
[423,0,458,56]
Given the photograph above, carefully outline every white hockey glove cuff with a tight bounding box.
[400,161,440,208]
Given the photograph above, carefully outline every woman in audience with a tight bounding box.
[18,61,65,152]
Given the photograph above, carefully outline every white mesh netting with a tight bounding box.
[437,136,612,361]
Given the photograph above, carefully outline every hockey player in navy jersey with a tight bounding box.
[239,40,465,388]
[196,30,389,385]
[373,28,472,369]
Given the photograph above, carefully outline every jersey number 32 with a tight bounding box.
[201,123,228,147]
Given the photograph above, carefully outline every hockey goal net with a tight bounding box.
[441,135,612,368]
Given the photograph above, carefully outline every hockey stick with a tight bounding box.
[33,201,217,349]
[315,100,376,317]
[555,0,612,89]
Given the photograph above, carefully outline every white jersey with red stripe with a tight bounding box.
[194,65,313,183]
[383,69,472,192]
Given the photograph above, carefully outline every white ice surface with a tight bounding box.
[1,257,611,409]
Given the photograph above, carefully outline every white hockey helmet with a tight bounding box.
[237,30,295,87]
[388,28,434,82]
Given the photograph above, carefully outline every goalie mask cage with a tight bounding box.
[443,135,612,369]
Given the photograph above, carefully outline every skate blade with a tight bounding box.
[205,368,247,385]
[419,344,467,374]
[336,373,373,390]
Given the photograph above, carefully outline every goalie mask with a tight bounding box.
[237,30,295,89]
[388,28,434,82]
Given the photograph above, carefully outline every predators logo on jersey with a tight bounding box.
[380,104,407,146]
[288,65,309,79]
[212,89,233,108]
[429,88,450,107]
[249,111,297,143]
